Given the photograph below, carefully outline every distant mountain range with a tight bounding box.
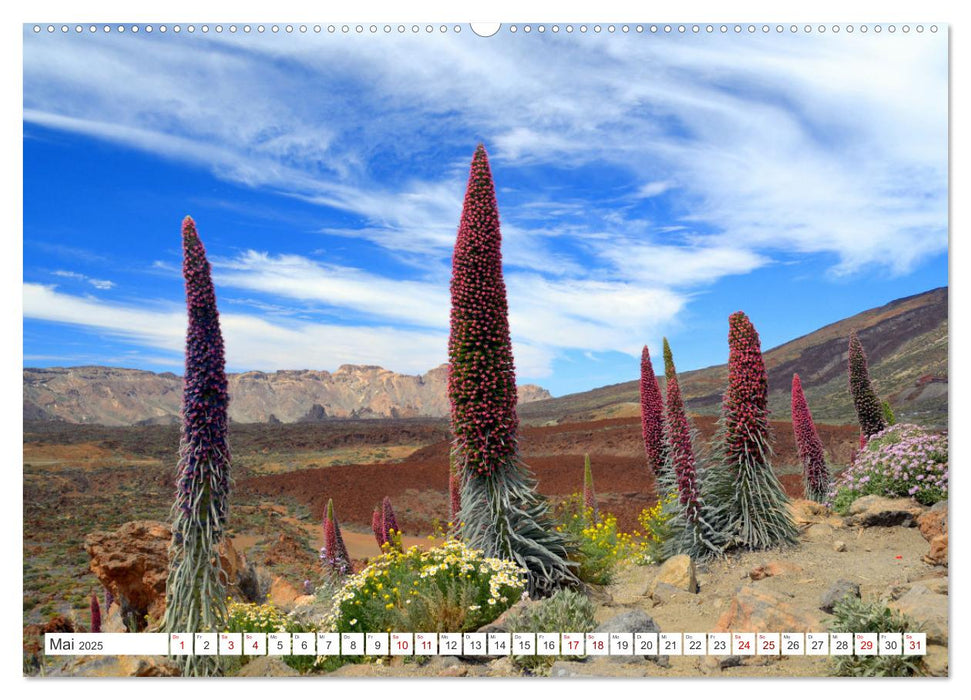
[23,364,551,426]
[23,287,946,428]
[520,287,947,428]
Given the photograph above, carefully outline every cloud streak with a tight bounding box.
[22,29,947,382]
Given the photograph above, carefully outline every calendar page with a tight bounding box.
[21,1,950,685]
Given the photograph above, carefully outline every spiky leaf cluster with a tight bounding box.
[163,217,232,676]
[848,331,887,438]
[703,312,798,551]
[791,373,829,502]
[639,346,666,475]
[448,145,577,597]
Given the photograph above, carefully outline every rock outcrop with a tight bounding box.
[24,364,552,425]
[83,520,259,629]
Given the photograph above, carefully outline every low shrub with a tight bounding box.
[554,494,646,584]
[325,539,527,635]
[828,597,925,677]
[506,589,596,673]
[637,491,677,563]
[829,424,947,514]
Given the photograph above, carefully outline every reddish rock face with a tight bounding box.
[84,521,170,628]
[925,534,948,567]
[918,508,947,542]
[714,586,822,633]
[83,520,249,629]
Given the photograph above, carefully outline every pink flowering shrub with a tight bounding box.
[829,424,948,513]
[639,346,666,475]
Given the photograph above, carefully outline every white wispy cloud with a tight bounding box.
[22,30,946,378]
[52,270,115,290]
[23,283,447,375]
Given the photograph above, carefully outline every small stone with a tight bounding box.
[699,654,742,673]
[833,541,847,552]
[820,580,860,613]
[647,555,698,595]
[595,609,667,665]
[804,523,834,541]
[749,560,803,581]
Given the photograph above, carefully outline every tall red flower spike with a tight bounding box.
[848,331,887,439]
[447,145,519,478]
[791,374,830,502]
[447,145,575,596]
[639,346,666,476]
[705,312,797,551]
[371,507,386,548]
[663,339,700,522]
[382,496,401,551]
[322,498,351,576]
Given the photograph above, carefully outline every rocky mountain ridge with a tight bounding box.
[23,363,551,426]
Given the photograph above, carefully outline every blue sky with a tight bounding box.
[22,26,948,397]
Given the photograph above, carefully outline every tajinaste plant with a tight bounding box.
[663,339,701,522]
[639,346,666,475]
[848,331,887,439]
[448,145,576,597]
[382,496,402,552]
[90,593,102,633]
[703,312,798,551]
[163,217,232,676]
[583,454,597,518]
[321,498,352,577]
[791,373,830,502]
[657,339,719,559]
[371,507,386,548]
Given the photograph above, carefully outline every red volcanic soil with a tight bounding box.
[237,416,860,535]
